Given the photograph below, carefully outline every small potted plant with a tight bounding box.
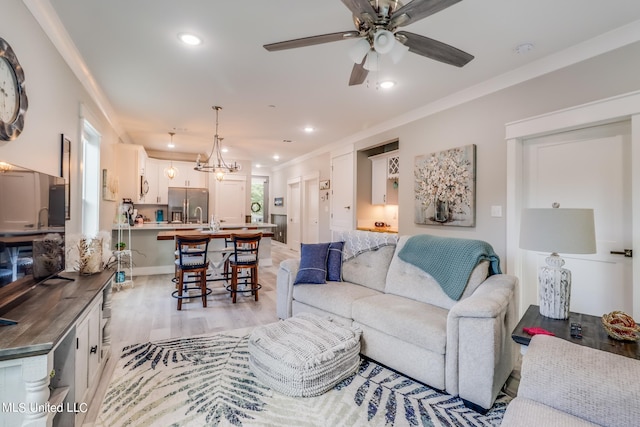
[115,242,126,251]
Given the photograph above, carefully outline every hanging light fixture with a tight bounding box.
[194,105,239,181]
[163,132,179,180]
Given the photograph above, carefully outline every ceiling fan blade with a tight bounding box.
[341,0,378,23]
[349,59,369,86]
[396,31,473,67]
[389,0,462,28]
[264,31,360,51]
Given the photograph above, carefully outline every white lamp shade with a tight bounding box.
[520,208,597,254]
[349,38,370,63]
[363,50,379,71]
[389,41,409,64]
[373,30,395,54]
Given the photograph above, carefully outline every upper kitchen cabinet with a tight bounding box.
[145,158,172,204]
[370,151,399,205]
[116,144,148,203]
[165,160,207,188]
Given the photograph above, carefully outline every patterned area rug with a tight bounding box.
[96,329,511,426]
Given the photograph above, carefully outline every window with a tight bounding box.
[82,120,101,236]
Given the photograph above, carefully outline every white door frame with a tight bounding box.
[506,90,640,318]
[287,176,302,250]
[302,172,320,243]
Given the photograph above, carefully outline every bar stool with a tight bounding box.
[227,232,262,303]
[172,235,212,310]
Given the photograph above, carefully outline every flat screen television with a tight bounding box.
[0,161,67,322]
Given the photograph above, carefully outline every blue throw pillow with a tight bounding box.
[326,241,344,281]
[294,243,330,285]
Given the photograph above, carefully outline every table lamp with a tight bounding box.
[519,204,596,319]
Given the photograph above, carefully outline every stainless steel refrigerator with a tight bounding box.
[168,187,209,224]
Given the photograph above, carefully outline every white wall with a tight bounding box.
[1,0,120,235]
[270,41,640,263]
[270,152,331,242]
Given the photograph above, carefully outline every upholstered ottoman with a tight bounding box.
[248,312,361,397]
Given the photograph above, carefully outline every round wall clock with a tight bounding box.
[0,37,28,141]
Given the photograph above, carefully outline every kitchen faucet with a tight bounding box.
[194,206,203,224]
[37,207,49,229]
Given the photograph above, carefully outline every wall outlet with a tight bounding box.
[491,205,503,217]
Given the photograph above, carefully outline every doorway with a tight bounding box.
[251,176,268,223]
[506,91,640,318]
[287,177,301,250]
[522,122,632,316]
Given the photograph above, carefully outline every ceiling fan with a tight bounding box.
[263,0,474,86]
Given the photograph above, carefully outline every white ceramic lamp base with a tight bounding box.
[538,253,571,319]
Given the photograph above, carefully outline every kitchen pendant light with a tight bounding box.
[163,132,179,180]
[194,106,239,181]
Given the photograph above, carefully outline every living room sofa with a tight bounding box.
[276,230,518,411]
[502,334,640,426]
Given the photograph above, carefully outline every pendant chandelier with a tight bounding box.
[163,132,179,180]
[194,105,239,181]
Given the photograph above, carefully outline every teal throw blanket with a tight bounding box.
[397,234,501,301]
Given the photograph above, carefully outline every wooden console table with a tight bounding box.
[0,270,113,426]
[512,304,639,360]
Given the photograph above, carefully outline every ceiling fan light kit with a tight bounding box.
[349,38,371,63]
[263,0,474,86]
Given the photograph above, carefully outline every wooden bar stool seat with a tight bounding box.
[172,235,212,310]
[226,232,262,303]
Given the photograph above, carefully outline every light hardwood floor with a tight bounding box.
[83,241,299,426]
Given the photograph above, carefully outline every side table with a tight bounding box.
[512,304,639,360]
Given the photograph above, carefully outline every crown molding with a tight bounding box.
[23,0,131,143]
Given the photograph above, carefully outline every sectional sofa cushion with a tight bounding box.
[292,282,381,320]
[352,293,448,354]
[341,245,396,292]
[385,236,489,310]
[294,243,330,284]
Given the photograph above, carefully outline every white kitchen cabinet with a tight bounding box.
[370,151,399,205]
[116,144,148,203]
[174,161,207,188]
[145,158,172,204]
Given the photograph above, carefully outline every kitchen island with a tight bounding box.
[111,223,276,275]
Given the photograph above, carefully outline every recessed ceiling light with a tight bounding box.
[256,164,262,168]
[273,155,280,161]
[304,127,314,133]
[379,80,396,89]
[168,142,175,148]
[221,147,229,153]
[178,33,202,46]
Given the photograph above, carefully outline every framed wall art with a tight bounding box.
[102,168,118,201]
[414,144,476,227]
[319,180,330,190]
[60,134,71,219]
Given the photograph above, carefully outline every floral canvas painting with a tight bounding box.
[414,144,476,226]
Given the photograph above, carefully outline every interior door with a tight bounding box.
[330,152,354,231]
[302,175,319,243]
[287,178,301,250]
[215,177,246,224]
[523,121,632,316]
